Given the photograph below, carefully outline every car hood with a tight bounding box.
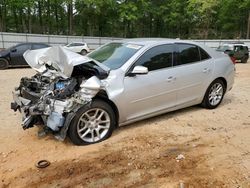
[23,46,108,78]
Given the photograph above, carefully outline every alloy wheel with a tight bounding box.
[208,83,224,106]
[77,108,111,143]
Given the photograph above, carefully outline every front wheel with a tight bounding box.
[68,99,116,145]
[201,79,226,109]
[0,58,9,70]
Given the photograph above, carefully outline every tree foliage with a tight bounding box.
[0,0,249,39]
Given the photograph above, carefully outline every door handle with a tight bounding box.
[166,76,176,82]
[202,68,210,73]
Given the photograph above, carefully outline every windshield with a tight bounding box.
[87,42,143,70]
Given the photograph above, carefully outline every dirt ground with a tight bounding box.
[0,62,250,188]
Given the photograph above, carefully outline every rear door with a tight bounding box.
[174,43,214,106]
[10,44,32,66]
[121,44,178,121]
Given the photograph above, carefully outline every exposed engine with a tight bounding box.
[11,70,104,140]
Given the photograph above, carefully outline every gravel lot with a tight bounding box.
[0,62,250,188]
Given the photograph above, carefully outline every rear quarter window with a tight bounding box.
[199,47,211,60]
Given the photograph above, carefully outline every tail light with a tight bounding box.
[230,56,236,64]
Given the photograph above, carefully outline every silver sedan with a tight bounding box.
[11,39,235,145]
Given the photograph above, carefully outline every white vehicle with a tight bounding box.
[64,42,90,55]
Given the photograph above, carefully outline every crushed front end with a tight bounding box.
[11,46,108,141]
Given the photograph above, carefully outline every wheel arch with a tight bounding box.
[94,90,119,128]
[201,77,227,108]
[0,57,9,69]
[215,77,227,91]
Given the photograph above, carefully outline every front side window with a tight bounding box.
[15,44,31,52]
[88,42,143,70]
[176,44,200,65]
[133,44,173,71]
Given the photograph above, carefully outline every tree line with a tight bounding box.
[0,0,250,39]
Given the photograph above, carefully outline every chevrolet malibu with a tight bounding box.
[11,39,235,145]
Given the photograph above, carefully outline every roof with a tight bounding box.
[121,38,180,45]
[221,43,248,47]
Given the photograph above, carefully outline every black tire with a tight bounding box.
[68,99,116,145]
[201,79,226,109]
[0,58,9,70]
[241,56,248,63]
[80,49,87,55]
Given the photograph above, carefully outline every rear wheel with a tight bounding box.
[80,49,87,55]
[201,79,226,109]
[241,56,248,63]
[0,58,9,70]
[68,99,116,145]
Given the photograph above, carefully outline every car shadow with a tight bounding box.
[113,97,232,135]
[7,66,31,70]
[114,105,201,134]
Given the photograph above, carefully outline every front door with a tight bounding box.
[121,44,178,121]
[10,44,32,66]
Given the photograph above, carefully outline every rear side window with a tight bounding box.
[134,44,173,71]
[69,43,84,47]
[176,44,200,65]
[234,46,243,52]
[32,44,49,49]
[15,44,32,52]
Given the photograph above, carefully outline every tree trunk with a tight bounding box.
[27,1,32,33]
[54,0,59,34]
[68,0,73,35]
[12,6,19,32]
[247,11,250,39]
[38,0,44,33]
[19,9,27,32]
[1,0,7,32]
[47,0,51,34]
[0,3,3,32]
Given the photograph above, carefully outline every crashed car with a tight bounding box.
[11,39,235,145]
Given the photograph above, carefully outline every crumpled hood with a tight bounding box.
[23,46,93,77]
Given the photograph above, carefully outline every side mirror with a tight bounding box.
[128,65,148,77]
[11,48,17,53]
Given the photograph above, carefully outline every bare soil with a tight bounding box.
[0,63,250,188]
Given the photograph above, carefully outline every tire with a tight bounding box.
[80,49,87,55]
[0,58,9,70]
[241,56,248,63]
[68,99,116,145]
[201,79,226,109]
